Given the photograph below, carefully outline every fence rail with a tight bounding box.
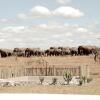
[25,67,80,76]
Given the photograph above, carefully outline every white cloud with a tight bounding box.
[18,6,84,19]
[0,32,3,35]
[30,6,51,17]
[0,18,8,23]
[0,18,16,25]
[18,6,51,19]
[0,23,99,48]
[87,21,100,33]
[56,0,71,5]
[2,26,25,33]
[0,39,5,42]
[64,23,79,28]
[38,24,48,28]
[17,13,27,19]
[77,27,88,32]
[52,32,72,38]
[53,6,84,18]
[65,32,72,36]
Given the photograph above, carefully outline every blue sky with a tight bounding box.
[0,0,99,49]
[0,0,99,22]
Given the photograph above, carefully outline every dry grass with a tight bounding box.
[0,56,99,76]
[0,56,100,94]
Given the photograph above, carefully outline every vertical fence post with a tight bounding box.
[86,65,90,78]
[45,62,48,76]
[53,65,55,76]
[79,66,82,78]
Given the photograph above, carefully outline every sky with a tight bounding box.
[0,0,100,49]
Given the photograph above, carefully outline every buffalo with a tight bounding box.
[45,47,70,56]
[70,47,78,56]
[0,49,13,58]
[25,48,44,57]
[13,48,26,57]
[59,47,70,56]
[0,45,98,58]
[78,45,97,56]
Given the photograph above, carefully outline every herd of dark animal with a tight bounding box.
[0,45,98,58]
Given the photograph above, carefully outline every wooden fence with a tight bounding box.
[0,65,89,79]
[0,57,90,79]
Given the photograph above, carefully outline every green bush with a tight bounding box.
[51,77,57,85]
[78,76,93,86]
[39,77,44,85]
[63,71,72,85]
[82,76,86,83]
[79,78,83,86]
[87,78,93,83]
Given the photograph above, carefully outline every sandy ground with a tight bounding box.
[0,56,100,94]
[0,78,100,94]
